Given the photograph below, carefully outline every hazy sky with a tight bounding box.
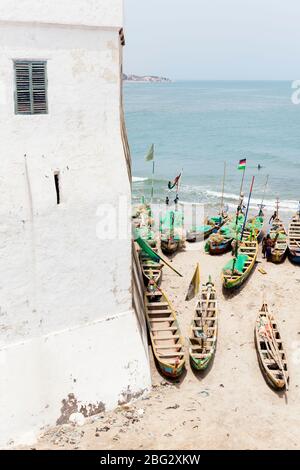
[124,0,300,80]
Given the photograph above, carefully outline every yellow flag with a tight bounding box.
[185,263,200,301]
[145,144,154,162]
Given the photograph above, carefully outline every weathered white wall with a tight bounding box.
[0,2,150,449]
[0,0,123,28]
[1,311,149,447]
[0,23,131,344]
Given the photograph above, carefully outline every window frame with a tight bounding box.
[14,60,48,115]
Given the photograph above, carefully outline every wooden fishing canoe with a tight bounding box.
[160,236,181,254]
[288,214,300,264]
[242,215,264,242]
[139,251,163,287]
[269,218,288,264]
[144,287,185,378]
[187,215,227,243]
[160,209,185,255]
[208,237,233,255]
[186,225,215,242]
[255,302,289,390]
[189,278,218,370]
[207,215,243,255]
[222,240,258,289]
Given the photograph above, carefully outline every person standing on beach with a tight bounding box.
[269,210,277,224]
[262,233,279,261]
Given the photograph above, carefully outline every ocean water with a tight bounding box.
[124,81,300,216]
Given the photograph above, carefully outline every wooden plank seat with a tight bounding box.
[151,326,178,332]
[158,352,184,357]
[192,353,209,358]
[147,302,169,307]
[147,309,172,315]
[149,319,174,323]
[151,334,180,340]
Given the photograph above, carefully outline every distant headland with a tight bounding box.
[123,74,172,83]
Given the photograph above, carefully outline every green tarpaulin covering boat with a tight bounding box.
[160,210,185,254]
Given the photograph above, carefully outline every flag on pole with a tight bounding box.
[145,144,154,162]
[185,263,200,301]
[168,173,182,190]
[238,159,247,171]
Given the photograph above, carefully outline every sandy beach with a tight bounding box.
[29,235,300,450]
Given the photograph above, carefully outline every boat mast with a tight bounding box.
[259,174,269,214]
[276,196,280,220]
[175,168,183,211]
[220,161,226,216]
[151,158,155,204]
[239,160,246,198]
[241,176,256,240]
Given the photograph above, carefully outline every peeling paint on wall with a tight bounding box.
[80,401,105,418]
[118,386,146,406]
[56,393,79,425]
[56,393,106,425]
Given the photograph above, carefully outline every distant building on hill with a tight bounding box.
[123,73,172,83]
[0,0,150,447]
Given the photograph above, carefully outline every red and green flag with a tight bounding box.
[238,158,247,170]
[168,173,182,190]
[238,159,246,171]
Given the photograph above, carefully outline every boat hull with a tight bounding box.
[161,239,180,254]
[190,351,214,371]
[222,241,258,290]
[288,214,300,265]
[223,270,251,289]
[255,305,289,391]
[268,218,288,264]
[142,269,162,287]
[271,249,287,264]
[158,362,185,378]
[256,346,285,390]
[209,239,232,255]
[189,280,218,372]
[144,289,185,379]
[187,227,214,242]
[288,249,300,265]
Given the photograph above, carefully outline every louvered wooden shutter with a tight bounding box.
[31,62,48,114]
[15,61,48,115]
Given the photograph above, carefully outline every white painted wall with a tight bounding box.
[0,1,150,448]
[1,311,149,447]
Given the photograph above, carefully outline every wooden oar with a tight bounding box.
[159,256,183,277]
